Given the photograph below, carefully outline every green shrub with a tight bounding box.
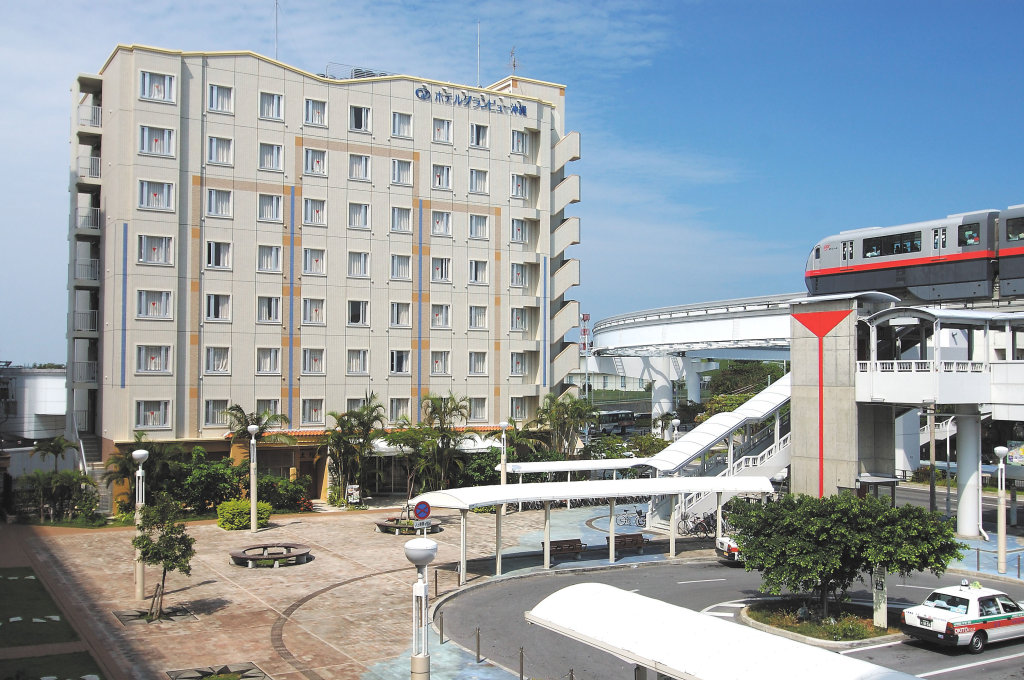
[257,474,312,511]
[217,499,271,530]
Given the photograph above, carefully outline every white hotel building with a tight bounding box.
[67,45,581,486]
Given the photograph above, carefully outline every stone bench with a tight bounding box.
[542,538,587,560]
[229,543,311,569]
[606,533,649,554]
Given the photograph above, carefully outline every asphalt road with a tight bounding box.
[438,555,1024,679]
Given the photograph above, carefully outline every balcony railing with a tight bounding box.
[858,360,987,373]
[77,207,100,229]
[78,155,101,179]
[75,259,99,281]
[74,310,98,332]
[73,361,97,382]
[78,104,101,127]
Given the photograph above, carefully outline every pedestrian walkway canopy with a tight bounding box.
[526,583,917,680]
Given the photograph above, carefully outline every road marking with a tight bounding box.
[892,584,934,590]
[918,650,1024,677]
[704,612,734,617]
[677,578,727,585]
[840,640,905,655]
[718,602,747,608]
[628,588,639,593]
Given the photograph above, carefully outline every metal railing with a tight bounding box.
[73,310,98,332]
[75,259,99,281]
[78,104,101,127]
[73,361,97,382]
[76,207,100,229]
[78,155,101,179]
[859,360,988,373]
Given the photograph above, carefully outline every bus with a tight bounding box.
[593,410,635,435]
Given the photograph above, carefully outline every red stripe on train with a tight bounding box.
[806,250,995,279]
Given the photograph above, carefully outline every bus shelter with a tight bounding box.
[409,476,773,585]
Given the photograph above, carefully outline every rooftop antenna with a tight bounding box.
[274,0,279,60]
[509,47,519,74]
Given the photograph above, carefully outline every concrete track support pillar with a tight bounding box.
[956,407,982,538]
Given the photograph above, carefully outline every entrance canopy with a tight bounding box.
[527,583,917,680]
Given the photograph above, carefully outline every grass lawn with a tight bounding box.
[0,567,78,648]
[747,599,901,641]
[0,651,104,679]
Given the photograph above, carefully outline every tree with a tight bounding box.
[180,447,237,512]
[383,418,436,500]
[224,405,297,446]
[729,494,964,617]
[31,435,78,473]
[420,392,474,489]
[533,393,596,459]
[131,493,196,620]
[318,394,386,503]
[704,360,785,396]
[694,393,754,423]
[628,434,670,458]
[103,432,191,510]
[484,417,546,459]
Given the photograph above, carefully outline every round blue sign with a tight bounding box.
[414,501,431,520]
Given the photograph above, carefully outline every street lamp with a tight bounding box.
[499,421,509,515]
[405,537,438,680]
[943,418,953,517]
[671,418,680,442]
[247,424,259,534]
[131,449,149,600]
[996,445,1008,574]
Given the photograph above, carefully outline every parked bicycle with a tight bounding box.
[677,511,715,538]
[616,506,647,528]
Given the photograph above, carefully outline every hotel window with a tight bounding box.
[390,398,410,422]
[511,173,527,198]
[257,296,281,323]
[469,123,488,148]
[207,136,232,165]
[204,399,229,426]
[349,154,370,180]
[139,71,174,102]
[256,398,280,416]
[139,125,173,156]
[136,400,170,428]
[138,235,172,265]
[208,84,233,113]
[510,397,525,420]
[301,398,324,424]
[348,251,370,277]
[510,352,525,375]
[621,376,627,389]
[469,169,488,194]
[431,257,451,282]
[433,118,451,143]
[256,348,280,374]
[391,254,411,280]
[348,349,368,374]
[304,148,327,175]
[391,207,411,233]
[350,105,371,132]
[469,305,487,329]
[302,298,325,325]
[257,245,281,272]
[510,307,526,330]
[348,300,369,326]
[392,111,412,137]
[302,348,325,374]
[303,248,326,275]
[206,189,231,217]
[205,346,229,374]
[390,302,411,327]
[136,345,170,373]
[137,290,171,318]
[349,203,370,229]
[206,241,231,269]
[303,198,326,225]
[139,180,173,210]
[205,294,231,321]
[511,129,527,154]
[259,92,283,120]
[565,374,575,385]
[391,159,412,185]
[431,351,450,375]
[390,350,411,374]
[258,194,282,221]
[510,263,526,287]
[469,351,487,375]
[304,98,327,126]
[432,164,451,189]
[259,142,282,171]
[431,211,451,236]
[347,397,367,411]
[431,304,451,328]
[511,218,528,243]
[469,260,487,284]
[470,397,486,421]
[469,214,488,239]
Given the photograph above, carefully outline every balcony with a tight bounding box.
[77,155,101,181]
[73,310,98,333]
[551,300,580,340]
[75,206,101,232]
[855,360,990,405]
[552,216,580,258]
[551,258,580,300]
[78,104,101,128]
[552,131,581,174]
[551,174,580,215]
[74,259,100,284]
[73,361,98,383]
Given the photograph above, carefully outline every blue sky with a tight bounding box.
[2,0,1023,363]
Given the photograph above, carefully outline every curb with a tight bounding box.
[736,602,906,650]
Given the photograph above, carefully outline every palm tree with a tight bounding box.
[224,404,296,446]
[383,417,436,500]
[31,435,78,473]
[102,432,190,510]
[484,417,546,460]
[318,394,386,503]
[420,392,474,489]
[533,392,597,459]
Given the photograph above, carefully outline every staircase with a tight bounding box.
[79,434,113,514]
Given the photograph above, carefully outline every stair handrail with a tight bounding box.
[679,433,792,513]
[70,411,88,472]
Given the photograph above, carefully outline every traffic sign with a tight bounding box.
[413,519,432,529]
[413,501,431,519]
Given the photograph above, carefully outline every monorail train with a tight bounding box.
[805,204,1024,301]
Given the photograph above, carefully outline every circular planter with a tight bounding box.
[373,518,441,535]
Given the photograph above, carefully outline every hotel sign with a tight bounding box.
[415,85,528,116]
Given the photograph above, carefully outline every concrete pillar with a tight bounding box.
[495,507,502,576]
[608,498,616,564]
[647,356,674,421]
[669,495,677,557]
[956,407,982,537]
[459,509,468,586]
[895,408,921,474]
[684,357,702,404]
[543,501,551,570]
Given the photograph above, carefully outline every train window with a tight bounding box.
[815,246,820,259]
[1007,217,1024,242]
[933,228,947,250]
[958,223,981,246]
[863,231,922,258]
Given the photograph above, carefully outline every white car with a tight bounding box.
[901,580,1024,653]
[714,535,742,562]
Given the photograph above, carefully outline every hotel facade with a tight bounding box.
[67,45,581,488]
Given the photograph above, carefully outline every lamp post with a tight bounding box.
[247,424,259,533]
[996,445,1008,574]
[499,421,509,515]
[405,537,438,680]
[671,418,680,442]
[944,418,953,517]
[926,401,937,513]
[132,449,149,600]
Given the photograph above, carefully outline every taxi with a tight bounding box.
[714,535,742,562]
[901,580,1024,653]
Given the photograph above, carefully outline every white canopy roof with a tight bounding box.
[496,458,648,474]
[408,476,772,510]
[526,583,917,680]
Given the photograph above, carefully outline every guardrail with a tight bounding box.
[593,293,798,332]
[858,360,988,373]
